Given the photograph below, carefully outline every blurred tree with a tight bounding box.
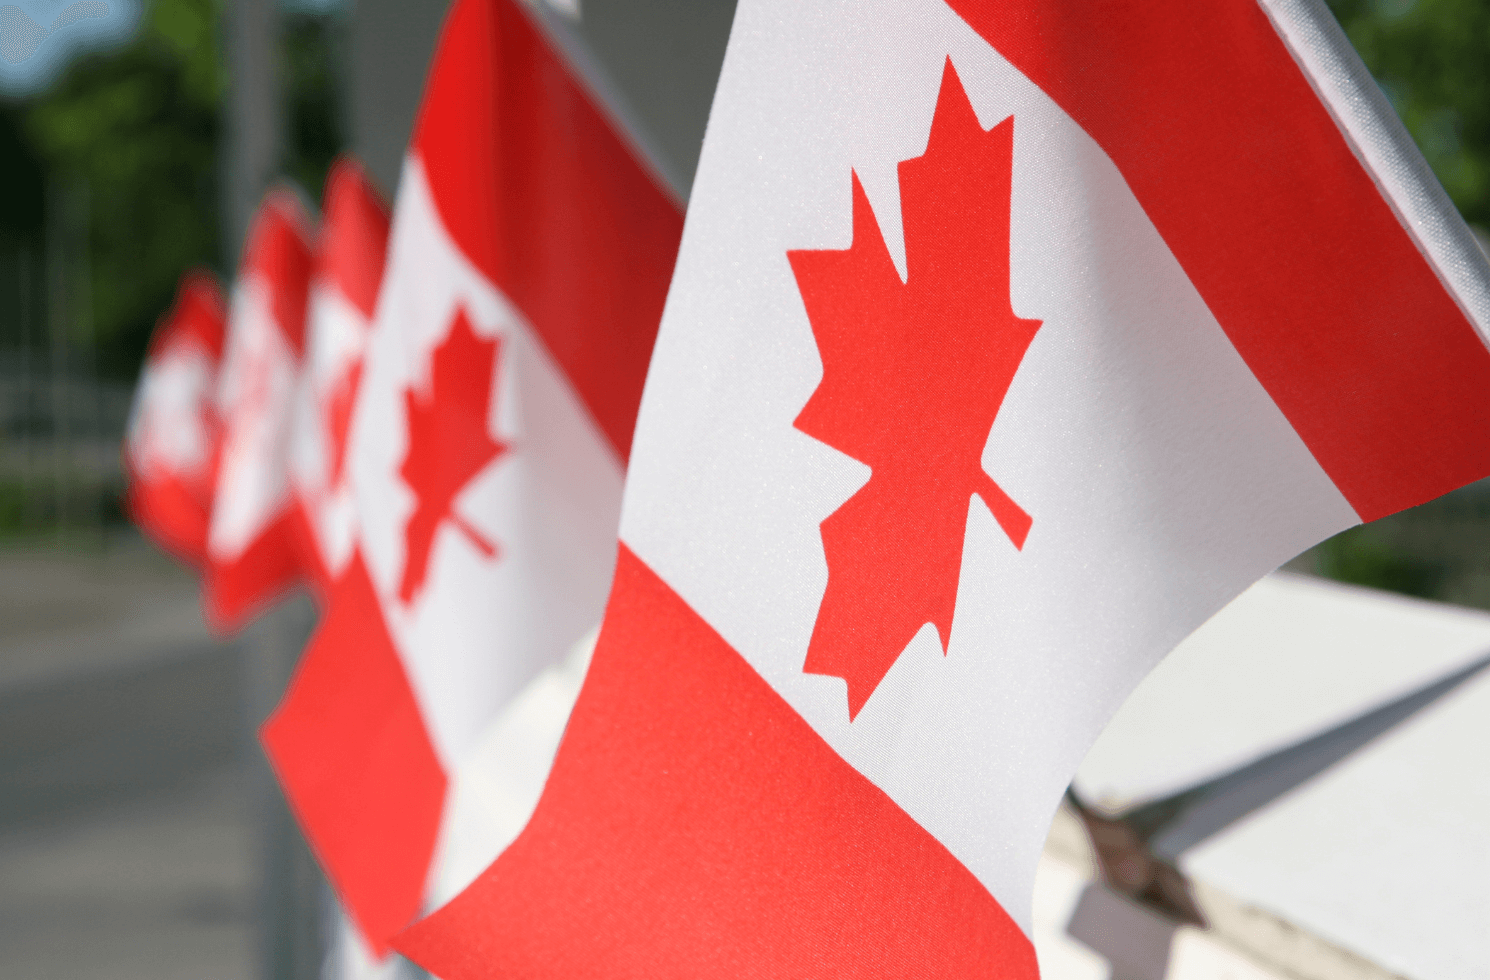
[0,106,46,359]
[21,0,223,380]
[0,108,45,246]
[19,0,346,382]
[283,10,346,203]
[1328,0,1490,228]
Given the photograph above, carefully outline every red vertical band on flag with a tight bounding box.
[412,0,684,463]
[319,158,390,319]
[128,473,212,567]
[261,551,447,954]
[202,510,304,632]
[395,545,1037,980]
[246,190,314,358]
[146,270,227,361]
[949,0,1490,521]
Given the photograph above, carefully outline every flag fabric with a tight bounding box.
[426,626,598,911]
[124,271,228,567]
[397,0,1490,976]
[261,0,684,954]
[203,189,315,632]
[288,157,391,600]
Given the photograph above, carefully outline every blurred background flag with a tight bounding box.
[287,156,390,601]
[261,0,684,955]
[397,0,1490,976]
[202,189,314,632]
[122,270,226,568]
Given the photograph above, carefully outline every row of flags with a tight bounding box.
[125,0,1490,976]
[128,0,682,957]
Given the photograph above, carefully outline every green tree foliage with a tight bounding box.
[1328,0,1490,227]
[21,0,223,379]
[18,1,344,381]
[0,109,45,244]
[283,11,345,203]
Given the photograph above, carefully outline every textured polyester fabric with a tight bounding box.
[398,0,1490,974]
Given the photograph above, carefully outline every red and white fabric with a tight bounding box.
[398,0,1490,976]
[261,0,683,955]
[125,271,228,567]
[203,190,315,631]
[288,157,391,599]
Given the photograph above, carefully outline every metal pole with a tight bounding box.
[222,5,329,978]
[69,179,101,542]
[223,0,283,260]
[573,0,737,198]
[46,179,68,544]
[347,0,445,197]
[18,245,32,531]
[241,593,325,980]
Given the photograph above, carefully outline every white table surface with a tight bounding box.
[1173,662,1490,980]
[1075,573,1490,811]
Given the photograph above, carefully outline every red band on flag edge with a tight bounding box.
[126,472,214,571]
[244,188,315,358]
[947,0,1490,521]
[201,509,305,635]
[410,0,684,465]
[318,158,391,320]
[146,270,227,361]
[261,550,448,955]
[394,545,1038,980]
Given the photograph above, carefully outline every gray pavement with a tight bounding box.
[0,773,255,980]
[0,540,258,979]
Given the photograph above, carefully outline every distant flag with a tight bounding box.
[124,271,228,567]
[398,0,1490,976]
[288,157,391,600]
[203,189,315,632]
[261,0,684,954]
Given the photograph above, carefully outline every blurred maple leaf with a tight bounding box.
[324,361,362,488]
[398,308,508,604]
[788,59,1040,719]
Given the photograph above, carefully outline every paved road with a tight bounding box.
[0,542,257,980]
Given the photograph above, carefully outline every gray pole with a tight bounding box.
[222,5,327,979]
[70,180,101,542]
[223,0,283,260]
[242,594,324,980]
[18,245,33,529]
[574,0,737,199]
[347,0,446,197]
[346,0,738,205]
[46,179,69,543]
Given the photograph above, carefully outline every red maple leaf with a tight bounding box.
[789,59,1040,719]
[398,307,508,604]
[324,360,362,488]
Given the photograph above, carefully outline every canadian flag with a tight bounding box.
[398,0,1490,976]
[203,190,315,631]
[287,157,391,598]
[124,271,227,567]
[261,0,683,954]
